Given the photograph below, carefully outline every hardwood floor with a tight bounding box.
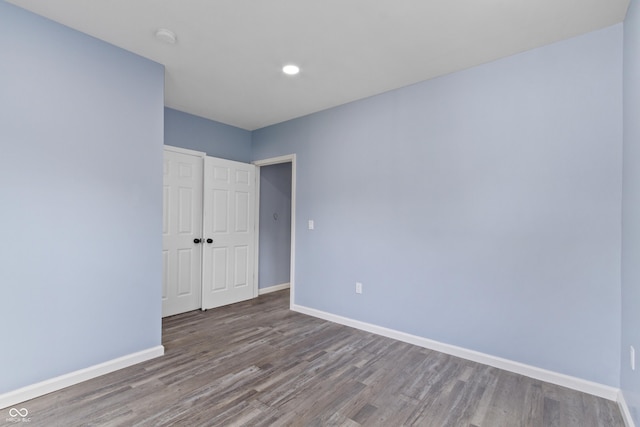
[6,290,624,426]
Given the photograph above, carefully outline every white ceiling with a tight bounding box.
[8,0,630,130]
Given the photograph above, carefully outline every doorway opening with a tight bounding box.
[254,154,296,308]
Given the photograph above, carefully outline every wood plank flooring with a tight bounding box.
[4,290,624,426]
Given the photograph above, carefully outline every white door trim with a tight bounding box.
[253,154,296,309]
[164,145,206,158]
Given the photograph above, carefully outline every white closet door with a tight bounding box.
[202,156,256,309]
[162,149,203,317]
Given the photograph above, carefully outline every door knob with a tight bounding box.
[206,238,213,244]
[193,238,201,244]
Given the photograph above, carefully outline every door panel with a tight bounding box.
[235,192,249,231]
[177,249,194,295]
[234,246,249,286]
[211,247,228,291]
[213,189,229,232]
[178,188,195,233]
[202,157,256,309]
[162,149,203,317]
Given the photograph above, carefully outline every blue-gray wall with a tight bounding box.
[165,107,251,162]
[622,0,640,422]
[1,0,628,400]
[252,24,623,386]
[0,2,164,393]
[259,163,292,289]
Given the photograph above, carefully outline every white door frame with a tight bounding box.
[253,154,296,309]
[164,145,206,159]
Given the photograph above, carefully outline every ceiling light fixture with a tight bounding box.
[282,64,300,75]
[155,28,177,44]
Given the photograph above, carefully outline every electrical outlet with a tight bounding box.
[308,220,314,230]
[355,282,363,294]
[631,346,636,371]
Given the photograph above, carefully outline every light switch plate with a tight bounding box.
[356,282,363,294]
[308,220,314,230]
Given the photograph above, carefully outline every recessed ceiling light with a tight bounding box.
[155,28,177,44]
[282,64,300,75]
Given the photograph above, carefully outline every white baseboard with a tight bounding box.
[0,345,164,410]
[292,304,619,401]
[618,390,637,427]
[259,282,290,295]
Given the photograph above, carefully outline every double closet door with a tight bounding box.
[162,147,256,317]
